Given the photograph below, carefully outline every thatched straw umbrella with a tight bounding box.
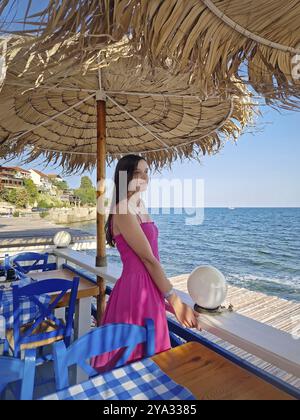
[7,0,300,110]
[0,35,254,320]
[0,37,8,90]
[0,36,254,172]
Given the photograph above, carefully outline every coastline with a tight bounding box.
[36,206,97,225]
[0,215,96,257]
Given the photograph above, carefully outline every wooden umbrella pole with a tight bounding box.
[96,91,107,325]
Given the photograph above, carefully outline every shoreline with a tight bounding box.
[0,216,96,257]
[37,206,97,225]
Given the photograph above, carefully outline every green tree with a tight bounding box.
[74,176,96,206]
[12,188,29,208]
[0,188,10,202]
[52,179,68,191]
[80,176,93,189]
[37,198,52,209]
[37,193,67,209]
[7,189,17,204]
[24,179,39,205]
[0,188,27,207]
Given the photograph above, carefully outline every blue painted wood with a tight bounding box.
[62,263,97,284]
[9,252,52,274]
[169,331,183,348]
[4,254,10,271]
[17,263,57,276]
[0,349,36,400]
[61,264,300,399]
[11,277,79,358]
[53,319,155,391]
[0,290,8,355]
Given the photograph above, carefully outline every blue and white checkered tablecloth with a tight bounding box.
[0,278,50,329]
[41,358,196,400]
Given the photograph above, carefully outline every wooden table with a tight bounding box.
[30,268,99,339]
[152,342,294,400]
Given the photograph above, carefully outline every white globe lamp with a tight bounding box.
[187,266,228,313]
[53,231,72,248]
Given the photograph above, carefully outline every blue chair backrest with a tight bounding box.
[53,319,155,391]
[10,252,50,274]
[0,290,7,350]
[0,349,36,400]
[12,277,79,358]
[0,307,7,352]
[4,255,10,271]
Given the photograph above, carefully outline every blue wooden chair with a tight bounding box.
[4,254,10,271]
[0,349,36,400]
[53,319,155,391]
[6,278,79,358]
[9,252,50,275]
[0,296,8,356]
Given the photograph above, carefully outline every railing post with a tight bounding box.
[56,255,66,270]
[95,92,107,325]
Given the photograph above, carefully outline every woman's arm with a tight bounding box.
[114,212,200,329]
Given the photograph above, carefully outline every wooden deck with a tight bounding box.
[170,273,300,390]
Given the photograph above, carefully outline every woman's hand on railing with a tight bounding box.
[167,293,201,330]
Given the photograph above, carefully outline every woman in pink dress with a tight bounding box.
[92,155,199,372]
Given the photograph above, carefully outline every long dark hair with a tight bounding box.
[106,154,147,247]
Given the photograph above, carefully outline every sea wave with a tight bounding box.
[227,273,300,290]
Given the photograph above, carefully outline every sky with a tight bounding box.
[0,1,300,208]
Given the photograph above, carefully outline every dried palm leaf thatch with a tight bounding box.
[0,35,26,90]
[0,32,133,89]
[6,0,300,110]
[0,42,255,173]
[130,0,300,109]
[0,0,135,57]
[0,37,7,90]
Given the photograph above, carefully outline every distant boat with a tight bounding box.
[228,207,235,210]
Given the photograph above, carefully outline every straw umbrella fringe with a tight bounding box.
[0,48,254,173]
[0,89,253,173]
[6,0,300,110]
[131,0,300,108]
[0,38,7,89]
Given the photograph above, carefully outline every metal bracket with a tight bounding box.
[194,303,234,316]
[96,90,106,101]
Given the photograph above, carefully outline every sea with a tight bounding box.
[75,208,300,302]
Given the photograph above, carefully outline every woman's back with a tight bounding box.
[110,212,160,268]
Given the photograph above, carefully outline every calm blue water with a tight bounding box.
[76,208,300,302]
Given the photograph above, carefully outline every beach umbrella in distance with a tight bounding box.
[0,36,254,321]
[8,0,300,111]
